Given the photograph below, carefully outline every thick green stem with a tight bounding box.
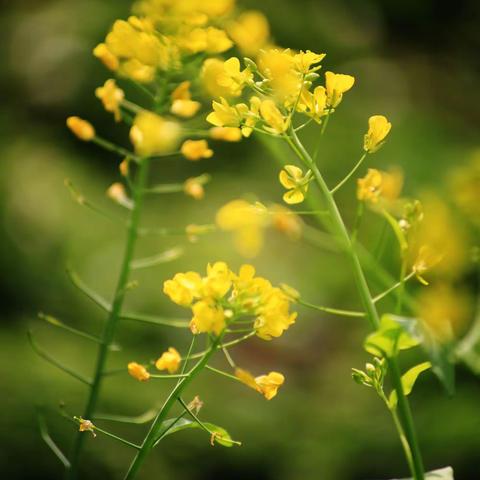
[286,129,425,480]
[123,334,223,480]
[66,158,150,480]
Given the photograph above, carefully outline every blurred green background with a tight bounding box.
[1,0,479,479]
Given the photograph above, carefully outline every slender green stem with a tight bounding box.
[66,158,150,480]
[330,153,367,195]
[285,128,424,480]
[123,334,223,480]
[298,299,364,318]
[93,136,139,162]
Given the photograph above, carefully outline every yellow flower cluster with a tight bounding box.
[163,262,297,340]
[215,199,303,258]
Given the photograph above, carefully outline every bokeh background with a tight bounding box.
[1,0,479,479]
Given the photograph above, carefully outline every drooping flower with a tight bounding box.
[66,117,95,141]
[95,79,125,122]
[235,368,285,400]
[155,347,182,374]
[78,419,96,437]
[128,362,150,381]
[325,71,355,108]
[181,139,214,161]
[106,182,133,209]
[364,115,392,153]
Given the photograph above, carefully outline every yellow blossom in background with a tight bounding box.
[260,99,289,134]
[241,96,261,137]
[170,81,201,118]
[190,300,225,335]
[181,139,214,161]
[130,112,180,156]
[417,283,471,343]
[412,245,443,285]
[412,193,468,278]
[180,27,233,54]
[128,362,150,381]
[66,116,95,141]
[120,58,156,83]
[279,165,310,204]
[226,10,271,56]
[235,368,285,400]
[93,43,119,71]
[163,272,202,306]
[357,168,403,205]
[325,71,355,108]
[270,204,303,240]
[364,115,392,153]
[209,126,242,142]
[95,79,125,122]
[216,57,253,96]
[184,177,205,199]
[449,150,480,225]
[216,199,267,258]
[155,347,181,374]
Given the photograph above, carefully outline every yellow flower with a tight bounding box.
[364,115,392,153]
[298,86,327,123]
[206,97,248,128]
[279,165,310,204]
[106,183,133,209]
[216,57,253,97]
[260,99,289,134]
[184,177,205,200]
[216,199,267,258]
[163,271,202,306]
[180,27,232,54]
[170,81,201,118]
[226,10,270,56]
[130,112,180,156]
[209,126,242,142]
[325,71,355,108]
[235,368,285,400]
[119,58,156,83]
[128,362,150,381]
[93,43,119,71]
[357,168,388,204]
[181,139,213,161]
[66,116,95,141]
[155,347,181,374]
[201,58,240,98]
[95,79,125,122]
[293,50,326,74]
[203,261,233,299]
[190,300,226,335]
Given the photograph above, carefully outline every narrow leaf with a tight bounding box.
[28,330,91,385]
[131,247,184,270]
[37,409,71,468]
[66,267,111,312]
[389,361,432,408]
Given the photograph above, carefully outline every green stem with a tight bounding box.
[123,334,223,480]
[330,153,367,195]
[285,128,425,480]
[66,158,150,480]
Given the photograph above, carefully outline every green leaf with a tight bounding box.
[156,417,237,447]
[388,361,431,408]
[364,314,420,358]
[394,466,454,479]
